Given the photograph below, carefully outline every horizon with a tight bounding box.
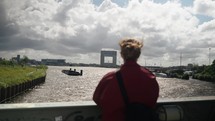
[2,53,214,68]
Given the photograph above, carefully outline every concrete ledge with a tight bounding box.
[0,96,214,110]
[157,96,215,103]
[0,96,214,121]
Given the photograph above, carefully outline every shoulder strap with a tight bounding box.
[116,71,129,106]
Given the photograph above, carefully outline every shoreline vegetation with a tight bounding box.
[0,65,47,88]
[165,60,215,82]
[192,60,215,82]
[0,57,47,88]
[0,58,47,103]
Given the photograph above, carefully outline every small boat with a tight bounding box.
[153,72,167,78]
[62,68,83,76]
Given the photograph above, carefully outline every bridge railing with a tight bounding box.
[0,96,214,121]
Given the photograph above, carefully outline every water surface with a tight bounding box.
[10,66,215,103]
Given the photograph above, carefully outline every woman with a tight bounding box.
[93,38,159,121]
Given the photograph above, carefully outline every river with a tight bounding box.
[10,66,215,103]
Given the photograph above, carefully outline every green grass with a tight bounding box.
[0,65,47,88]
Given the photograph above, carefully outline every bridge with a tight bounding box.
[0,96,214,121]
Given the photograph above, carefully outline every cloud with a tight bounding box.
[193,0,215,18]
[0,0,214,66]
[0,1,19,38]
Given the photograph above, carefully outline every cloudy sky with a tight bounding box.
[0,0,215,67]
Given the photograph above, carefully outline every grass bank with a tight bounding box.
[0,65,47,88]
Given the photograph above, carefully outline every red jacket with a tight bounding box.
[93,61,159,121]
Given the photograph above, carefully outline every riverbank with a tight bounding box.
[0,65,47,88]
[8,66,215,103]
[0,65,47,103]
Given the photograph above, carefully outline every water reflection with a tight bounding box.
[10,66,215,103]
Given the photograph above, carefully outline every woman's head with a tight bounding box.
[119,38,143,62]
[119,38,143,61]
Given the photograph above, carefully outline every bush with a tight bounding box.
[181,74,189,80]
[192,74,215,82]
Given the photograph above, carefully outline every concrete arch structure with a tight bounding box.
[100,50,117,68]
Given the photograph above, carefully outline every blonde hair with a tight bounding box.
[119,38,143,61]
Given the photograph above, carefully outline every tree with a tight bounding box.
[212,60,215,67]
[20,55,29,65]
[193,59,215,82]
[0,59,14,66]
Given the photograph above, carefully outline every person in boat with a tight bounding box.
[93,38,159,121]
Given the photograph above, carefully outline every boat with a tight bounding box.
[0,96,214,121]
[153,72,168,78]
[62,68,83,76]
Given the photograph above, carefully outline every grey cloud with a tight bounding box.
[58,23,119,54]
[0,2,19,37]
[0,35,45,51]
[53,0,80,26]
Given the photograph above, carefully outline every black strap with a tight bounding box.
[116,71,129,106]
[116,71,159,121]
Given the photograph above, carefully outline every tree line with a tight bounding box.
[192,60,215,82]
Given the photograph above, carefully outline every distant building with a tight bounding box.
[100,49,117,68]
[17,55,20,62]
[41,59,66,66]
[28,59,41,65]
[11,55,20,63]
